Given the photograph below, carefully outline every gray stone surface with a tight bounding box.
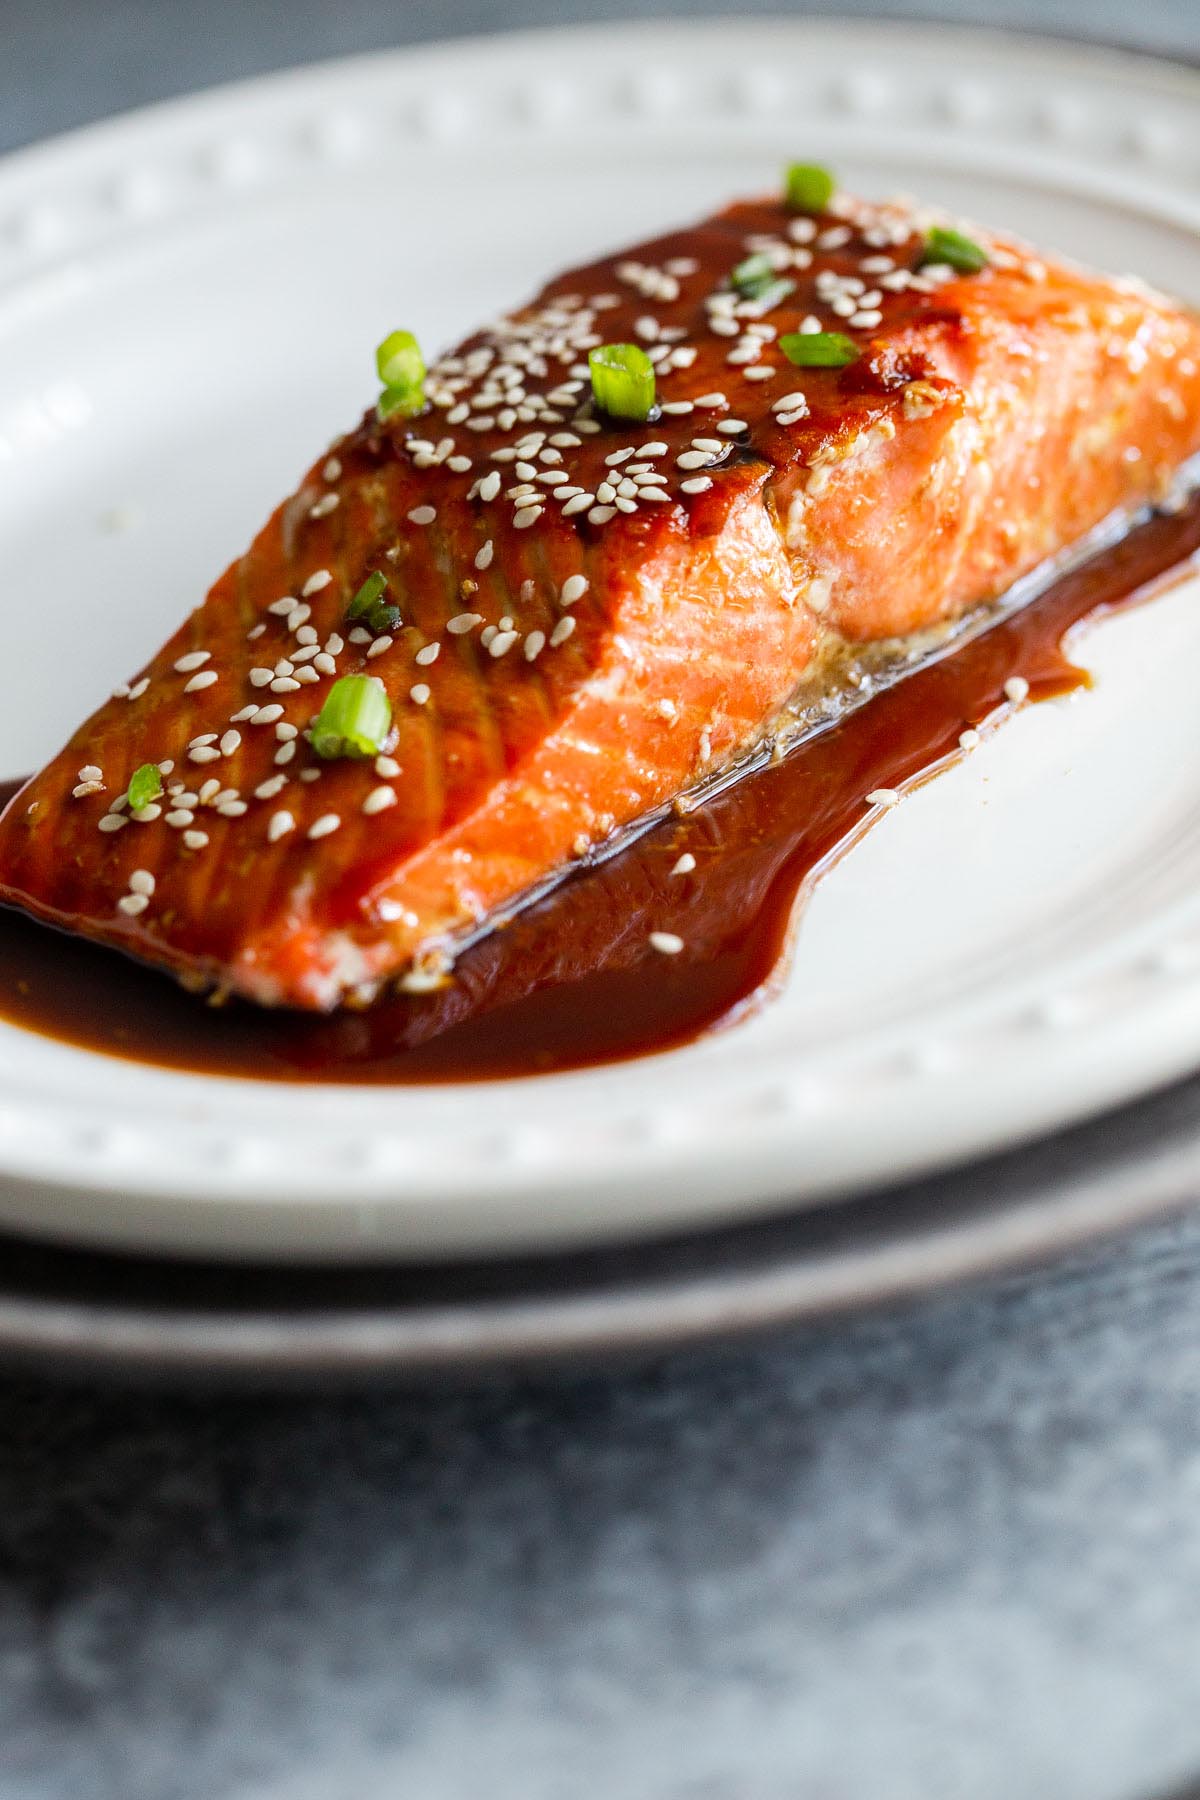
[3,4,1200,1798]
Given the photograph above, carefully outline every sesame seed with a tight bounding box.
[410,684,431,705]
[1005,676,1030,703]
[407,505,437,526]
[78,764,102,782]
[605,448,636,467]
[649,931,684,955]
[588,505,617,525]
[274,742,296,766]
[489,630,519,659]
[287,604,312,632]
[447,612,482,636]
[184,670,218,693]
[198,778,222,803]
[640,441,668,456]
[302,569,333,598]
[217,799,248,818]
[513,506,543,529]
[363,786,396,815]
[309,493,339,519]
[251,703,285,725]
[127,677,150,700]
[270,676,302,693]
[72,781,104,799]
[322,458,342,482]
[375,755,401,778]
[308,813,340,840]
[959,728,981,751]
[128,869,155,896]
[173,650,211,673]
[561,575,589,605]
[268,810,295,843]
[165,809,194,827]
[230,705,257,723]
[524,630,546,661]
[415,643,441,667]
[188,745,222,764]
[183,830,209,850]
[131,803,162,823]
[219,730,241,756]
[717,419,748,434]
[325,634,345,655]
[478,471,502,502]
[695,392,727,407]
[314,653,337,676]
[98,815,126,834]
[366,637,393,659]
[117,893,149,917]
[866,788,899,808]
[249,668,274,687]
[549,617,576,648]
[671,853,696,876]
[561,493,594,517]
[254,774,288,800]
[596,481,617,504]
[276,723,298,741]
[267,598,296,616]
[677,450,714,470]
[661,401,695,415]
[474,539,494,570]
[680,476,713,495]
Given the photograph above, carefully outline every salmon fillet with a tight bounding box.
[2,186,1199,1010]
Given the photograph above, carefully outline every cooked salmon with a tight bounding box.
[2,184,1199,1010]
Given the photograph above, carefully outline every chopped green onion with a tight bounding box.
[730,253,796,309]
[779,331,861,369]
[588,343,657,422]
[347,572,401,636]
[366,602,402,635]
[125,763,162,811]
[310,676,393,761]
[785,163,836,213]
[348,572,389,620]
[732,252,773,292]
[375,329,425,420]
[920,227,989,275]
[375,329,424,389]
[378,385,423,421]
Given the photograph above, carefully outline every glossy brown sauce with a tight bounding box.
[1,495,1197,1082]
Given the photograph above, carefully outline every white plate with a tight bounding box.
[1,19,1199,1262]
